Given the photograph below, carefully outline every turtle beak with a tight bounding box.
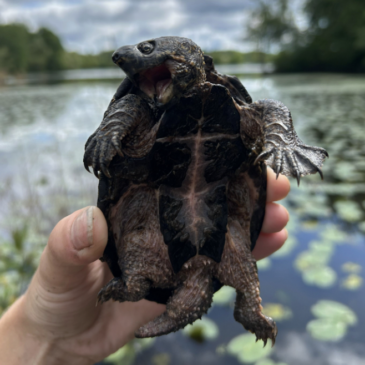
[112,45,133,67]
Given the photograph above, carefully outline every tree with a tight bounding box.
[28,28,65,72]
[0,24,29,73]
[275,0,365,72]
[0,24,65,74]
[247,0,297,63]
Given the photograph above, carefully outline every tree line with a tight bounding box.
[1,0,364,75]
[0,24,114,74]
[0,23,271,74]
[248,0,365,72]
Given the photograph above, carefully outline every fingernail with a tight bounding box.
[71,207,94,250]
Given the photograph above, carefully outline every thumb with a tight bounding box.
[38,206,108,290]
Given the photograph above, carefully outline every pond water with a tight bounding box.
[0,73,364,365]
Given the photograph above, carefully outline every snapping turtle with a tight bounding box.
[83,36,328,344]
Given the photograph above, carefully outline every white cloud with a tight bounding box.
[0,0,304,53]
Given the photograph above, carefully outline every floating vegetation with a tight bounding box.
[334,201,363,223]
[182,316,219,342]
[307,318,347,342]
[0,225,44,314]
[104,338,155,365]
[255,359,288,365]
[319,224,348,244]
[212,285,236,306]
[151,353,171,365]
[293,222,351,288]
[306,300,357,342]
[341,262,362,274]
[257,257,272,270]
[302,266,337,288]
[262,303,292,322]
[341,274,363,290]
[226,333,272,363]
[271,236,298,259]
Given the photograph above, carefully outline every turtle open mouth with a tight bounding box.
[137,62,175,104]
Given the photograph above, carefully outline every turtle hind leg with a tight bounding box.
[97,275,150,304]
[135,257,214,338]
[216,220,277,346]
[234,292,277,346]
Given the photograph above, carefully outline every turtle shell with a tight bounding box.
[97,82,266,304]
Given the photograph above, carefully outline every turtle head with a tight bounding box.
[112,36,206,107]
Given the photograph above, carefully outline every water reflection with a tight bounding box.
[0,74,364,365]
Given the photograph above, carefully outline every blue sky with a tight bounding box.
[0,0,305,54]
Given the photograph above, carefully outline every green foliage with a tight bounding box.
[62,50,114,70]
[28,27,64,72]
[0,24,65,73]
[206,50,274,65]
[247,0,297,60]
[275,0,365,72]
[0,24,29,73]
[0,23,113,74]
[0,225,42,315]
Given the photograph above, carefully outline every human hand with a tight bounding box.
[0,168,290,365]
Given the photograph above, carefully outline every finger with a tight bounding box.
[266,167,290,202]
[38,206,108,289]
[252,229,288,261]
[261,203,289,234]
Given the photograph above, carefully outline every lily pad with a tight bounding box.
[334,201,363,223]
[213,285,236,306]
[255,359,275,365]
[294,251,330,272]
[341,274,363,290]
[257,258,272,270]
[319,225,347,243]
[255,360,288,365]
[311,300,357,325]
[152,353,170,365]
[308,240,335,255]
[341,262,362,273]
[302,266,337,288]
[227,333,272,363]
[182,316,219,342]
[306,318,347,342]
[272,236,297,258]
[262,303,292,321]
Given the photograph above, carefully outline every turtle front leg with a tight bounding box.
[135,256,214,338]
[255,99,328,184]
[215,220,277,346]
[83,94,154,178]
[238,99,328,185]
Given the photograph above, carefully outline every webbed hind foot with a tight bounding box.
[234,293,277,347]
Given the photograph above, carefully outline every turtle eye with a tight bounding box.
[137,41,155,55]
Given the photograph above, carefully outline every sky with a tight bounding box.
[0,0,305,54]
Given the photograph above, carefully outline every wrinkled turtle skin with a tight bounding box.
[83,36,328,344]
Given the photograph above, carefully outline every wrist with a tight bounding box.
[0,296,92,365]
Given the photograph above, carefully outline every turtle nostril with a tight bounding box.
[112,52,121,64]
